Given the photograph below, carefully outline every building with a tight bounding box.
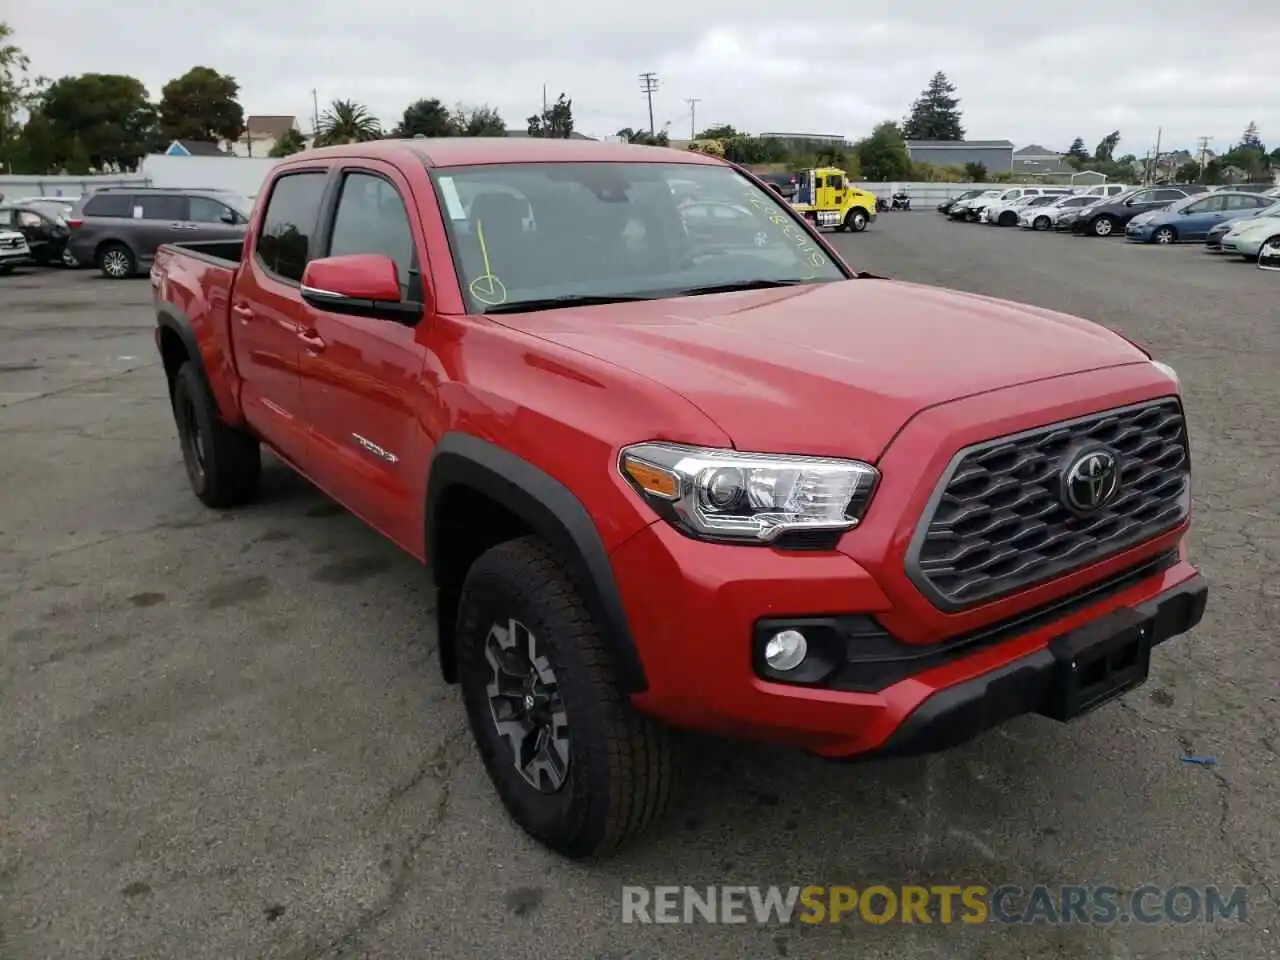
[906,139,1015,173]
[758,132,849,150]
[503,130,597,141]
[229,115,303,158]
[163,139,232,157]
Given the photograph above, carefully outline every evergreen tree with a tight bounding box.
[1239,121,1264,153]
[1067,137,1089,159]
[901,72,965,141]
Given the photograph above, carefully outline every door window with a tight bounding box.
[188,196,238,223]
[255,172,329,283]
[327,172,420,300]
[1153,189,1186,203]
[17,211,43,228]
[138,195,188,220]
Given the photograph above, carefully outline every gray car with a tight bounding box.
[67,188,252,279]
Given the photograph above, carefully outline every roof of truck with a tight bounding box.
[292,137,727,169]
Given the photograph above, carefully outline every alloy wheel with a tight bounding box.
[484,617,570,793]
[102,249,130,277]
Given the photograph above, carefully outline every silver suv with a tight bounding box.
[67,188,252,279]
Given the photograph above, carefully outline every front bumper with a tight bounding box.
[0,248,31,266]
[1125,223,1154,242]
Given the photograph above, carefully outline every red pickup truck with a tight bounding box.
[150,138,1207,860]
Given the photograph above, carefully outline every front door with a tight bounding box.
[228,168,332,469]
[297,162,433,548]
[186,194,251,242]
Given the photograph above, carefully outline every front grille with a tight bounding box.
[906,399,1190,612]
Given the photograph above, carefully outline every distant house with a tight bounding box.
[230,115,303,158]
[1013,144,1074,178]
[503,129,597,141]
[905,139,1015,173]
[164,139,232,157]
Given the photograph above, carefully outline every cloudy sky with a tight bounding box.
[9,2,1279,155]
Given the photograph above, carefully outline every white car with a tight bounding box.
[967,186,1064,222]
[948,189,1002,219]
[1019,194,1098,231]
[1220,214,1280,261]
[0,229,32,274]
[982,192,1070,226]
[1260,237,1280,271]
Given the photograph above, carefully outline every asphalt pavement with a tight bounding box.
[1,216,1277,960]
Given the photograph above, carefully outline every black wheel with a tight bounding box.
[999,211,1017,226]
[844,208,869,232]
[171,361,261,508]
[457,536,676,860]
[1153,226,1177,245]
[1091,216,1116,237]
[98,242,135,279]
[1033,215,1052,231]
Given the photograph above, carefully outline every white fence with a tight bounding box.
[0,173,149,201]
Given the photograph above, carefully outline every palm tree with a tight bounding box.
[314,99,382,146]
[268,128,307,157]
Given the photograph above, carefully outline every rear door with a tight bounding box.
[228,167,333,469]
[135,193,190,264]
[297,160,433,546]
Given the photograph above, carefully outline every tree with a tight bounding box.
[452,104,505,136]
[1066,136,1089,160]
[853,121,912,180]
[158,66,244,145]
[268,127,306,157]
[314,99,381,146]
[1094,130,1121,162]
[392,98,453,138]
[901,72,965,142]
[527,93,573,138]
[1,21,32,167]
[695,124,740,140]
[38,73,157,171]
[616,127,669,146]
[963,161,988,182]
[1239,121,1264,152]
[1174,159,1201,183]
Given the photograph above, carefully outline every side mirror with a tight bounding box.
[1259,239,1280,272]
[300,254,422,323]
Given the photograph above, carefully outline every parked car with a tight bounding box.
[1204,190,1280,252]
[1260,237,1280,270]
[1021,194,1096,231]
[1071,185,1208,237]
[1125,191,1279,244]
[149,138,1206,859]
[966,186,1062,222]
[1210,183,1277,194]
[981,192,1065,226]
[754,172,801,201]
[0,202,73,266]
[1072,183,1131,201]
[1219,212,1280,260]
[14,194,82,207]
[937,189,985,215]
[0,228,32,273]
[67,188,253,279]
[948,188,1001,219]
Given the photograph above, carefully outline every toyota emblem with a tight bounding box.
[1062,448,1120,513]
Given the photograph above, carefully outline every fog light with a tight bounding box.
[764,629,807,671]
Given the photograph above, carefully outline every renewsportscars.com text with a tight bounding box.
[621,884,1249,926]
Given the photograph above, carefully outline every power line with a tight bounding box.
[685,98,701,139]
[639,73,659,135]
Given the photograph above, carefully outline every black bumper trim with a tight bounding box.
[852,574,1208,761]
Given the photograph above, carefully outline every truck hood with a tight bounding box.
[499,279,1148,460]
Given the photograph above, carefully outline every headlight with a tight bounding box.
[1150,360,1179,385]
[619,442,879,545]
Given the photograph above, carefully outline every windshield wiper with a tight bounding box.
[482,294,660,315]
[669,278,816,297]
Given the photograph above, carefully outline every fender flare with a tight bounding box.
[155,306,209,397]
[425,433,648,693]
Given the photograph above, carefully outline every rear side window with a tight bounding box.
[139,195,188,220]
[255,172,328,283]
[83,193,133,218]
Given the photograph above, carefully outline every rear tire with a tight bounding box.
[172,361,261,508]
[457,536,676,860]
[999,211,1017,226]
[98,242,136,279]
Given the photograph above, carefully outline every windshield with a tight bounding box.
[430,162,848,313]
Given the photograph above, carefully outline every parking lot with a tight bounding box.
[1,213,1277,960]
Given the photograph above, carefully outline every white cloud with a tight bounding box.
[7,1,1279,155]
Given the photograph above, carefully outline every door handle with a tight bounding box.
[298,330,326,352]
[231,303,254,325]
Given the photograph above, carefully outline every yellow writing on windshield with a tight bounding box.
[744,195,827,278]
[468,218,509,306]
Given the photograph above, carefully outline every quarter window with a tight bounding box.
[255,172,328,283]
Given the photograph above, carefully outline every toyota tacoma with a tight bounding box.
[149,138,1207,860]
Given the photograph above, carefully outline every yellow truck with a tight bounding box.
[790,167,877,232]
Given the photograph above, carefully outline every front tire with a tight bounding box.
[172,361,261,508]
[1091,216,1116,237]
[999,211,1018,226]
[844,208,869,232]
[1033,215,1052,231]
[1154,226,1177,245]
[457,536,676,860]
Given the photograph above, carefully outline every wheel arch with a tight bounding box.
[425,433,648,693]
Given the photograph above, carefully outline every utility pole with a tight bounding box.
[542,84,548,137]
[685,98,701,139]
[1152,126,1162,181]
[639,73,659,135]
[1196,135,1212,177]
[311,89,320,137]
